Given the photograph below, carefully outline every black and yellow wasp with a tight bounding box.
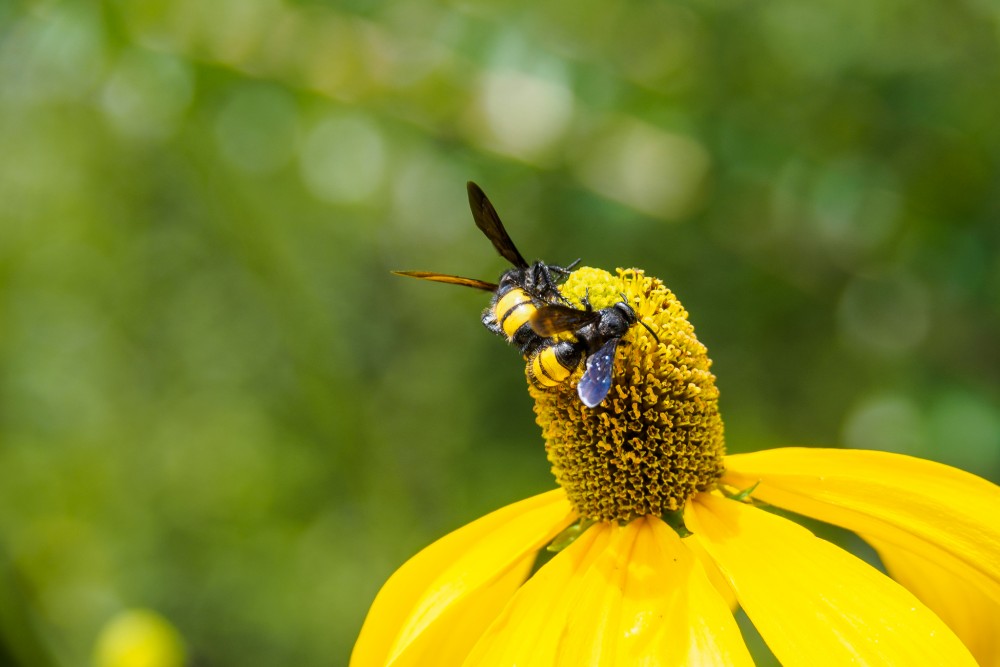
[526,298,659,408]
[394,182,658,408]
[394,182,577,358]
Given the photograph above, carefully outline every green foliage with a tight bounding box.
[0,1,998,664]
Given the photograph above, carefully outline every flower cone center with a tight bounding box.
[530,268,725,523]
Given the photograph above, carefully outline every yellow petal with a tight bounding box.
[723,447,1000,606]
[384,552,535,667]
[684,532,739,611]
[465,517,753,666]
[687,493,977,667]
[867,535,1000,667]
[350,489,576,667]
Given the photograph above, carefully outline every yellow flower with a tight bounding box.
[353,267,1000,666]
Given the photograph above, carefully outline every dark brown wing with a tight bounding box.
[530,304,601,337]
[467,181,528,269]
[392,271,498,292]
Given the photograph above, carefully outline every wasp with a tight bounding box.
[526,297,659,408]
[394,182,577,358]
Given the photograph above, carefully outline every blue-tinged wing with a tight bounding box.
[577,339,619,408]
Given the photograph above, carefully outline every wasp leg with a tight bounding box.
[481,306,504,338]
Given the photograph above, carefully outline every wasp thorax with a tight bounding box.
[530,267,725,523]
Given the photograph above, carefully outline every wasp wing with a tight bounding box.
[467,181,529,269]
[530,304,601,337]
[577,338,620,408]
[392,271,498,292]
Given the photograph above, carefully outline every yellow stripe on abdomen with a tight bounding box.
[495,289,535,340]
[529,347,573,388]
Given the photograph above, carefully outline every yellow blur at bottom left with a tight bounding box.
[93,609,186,667]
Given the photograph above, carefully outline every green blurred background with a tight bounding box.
[1,0,998,664]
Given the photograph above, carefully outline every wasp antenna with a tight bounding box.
[639,319,660,344]
[549,258,582,278]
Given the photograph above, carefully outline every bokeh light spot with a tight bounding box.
[810,158,901,261]
[101,48,194,141]
[390,151,466,240]
[1,4,106,104]
[299,114,386,204]
[214,84,299,174]
[843,393,926,455]
[837,271,929,356]
[472,68,574,163]
[94,609,186,667]
[928,392,1000,473]
[574,118,710,220]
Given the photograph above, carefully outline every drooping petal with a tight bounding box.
[465,517,753,666]
[684,533,739,611]
[867,535,1000,667]
[350,489,576,667]
[687,493,977,667]
[382,551,535,667]
[723,448,1000,606]
[462,520,610,666]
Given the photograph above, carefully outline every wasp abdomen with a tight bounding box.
[495,288,535,340]
[527,341,583,389]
